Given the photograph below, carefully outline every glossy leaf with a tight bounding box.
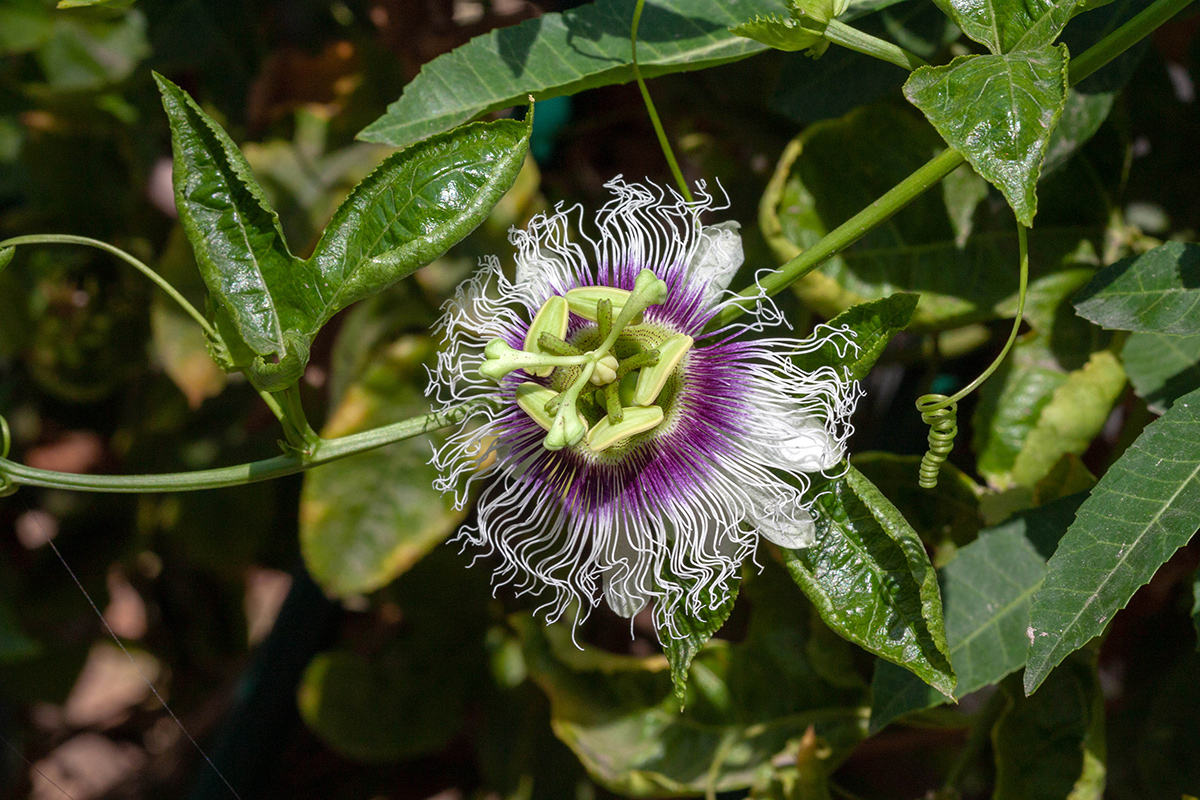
[518,564,866,796]
[794,293,917,382]
[782,466,956,698]
[904,46,1070,227]
[993,652,1106,800]
[731,14,826,54]
[659,579,739,708]
[300,335,466,597]
[1075,241,1200,335]
[1121,332,1200,413]
[931,0,1101,54]
[761,104,1101,330]
[869,495,1081,732]
[1025,385,1200,694]
[359,0,786,148]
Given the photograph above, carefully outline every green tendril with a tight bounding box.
[916,222,1029,489]
[632,0,693,203]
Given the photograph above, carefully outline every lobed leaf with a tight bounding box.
[782,466,956,698]
[869,495,1082,731]
[1074,241,1200,335]
[658,579,739,709]
[931,0,1104,55]
[904,46,1070,227]
[1025,385,1200,694]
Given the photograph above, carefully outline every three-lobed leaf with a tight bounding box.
[782,466,956,698]
[1025,385,1200,694]
[1074,241,1200,334]
[932,0,1100,55]
[658,578,739,709]
[904,46,1071,227]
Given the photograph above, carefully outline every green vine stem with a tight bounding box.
[632,0,694,203]
[0,404,475,494]
[275,384,321,452]
[712,0,1194,330]
[916,222,1029,488]
[824,19,929,70]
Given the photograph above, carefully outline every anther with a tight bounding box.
[566,286,637,323]
[587,406,664,452]
[523,296,570,377]
[633,333,692,406]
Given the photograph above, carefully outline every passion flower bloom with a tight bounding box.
[429,178,860,629]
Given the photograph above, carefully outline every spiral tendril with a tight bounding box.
[915,394,957,489]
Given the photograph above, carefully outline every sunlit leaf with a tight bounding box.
[761,104,1100,330]
[931,0,1104,54]
[1075,241,1200,335]
[782,466,956,698]
[1025,385,1200,694]
[793,293,918,382]
[904,46,1070,226]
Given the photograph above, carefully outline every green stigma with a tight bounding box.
[478,269,692,452]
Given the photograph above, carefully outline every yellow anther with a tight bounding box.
[586,406,664,452]
[633,334,693,406]
[565,286,639,323]
[523,296,570,377]
[515,383,559,430]
[590,354,620,386]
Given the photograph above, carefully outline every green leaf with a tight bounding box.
[904,46,1070,227]
[307,115,531,315]
[359,0,787,148]
[300,334,466,597]
[782,465,956,698]
[518,563,866,796]
[158,73,530,389]
[731,14,827,54]
[993,651,1106,800]
[761,103,1101,331]
[1025,385,1200,694]
[0,0,53,54]
[1121,332,1200,413]
[57,0,135,8]
[1010,350,1126,486]
[658,578,739,709]
[931,0,1099,54]
[868,495,1082,732]
[851,452,983,562]
[1075,241,1200,334]
[38,10,149,90]
[794,294,918,382]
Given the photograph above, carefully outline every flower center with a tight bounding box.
[478,269,693,452]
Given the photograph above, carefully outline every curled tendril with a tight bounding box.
[915,221,1029,490]
[915,394,957,489]
[248,331,311,393]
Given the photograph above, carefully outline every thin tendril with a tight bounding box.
[916,222,1029,488]
[631,0,693,203]
[0,731,81,800]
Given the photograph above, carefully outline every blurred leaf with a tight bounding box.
[1120,332,1200,413]
[931,0,1100,54]
[993,650,1106,800]
[1033,453,1097,505]
[1010,350,1125,486]
[1075,242,1200,335]
[358,0,788,147]
[794,293,918,382]
[301,335,465,597]
[519,563,866,796]
[38,10,149,90]
[782,465,956,698]
[1025,385,1200,694]
[0,598,39,663]
[0,0,53,54]
[158,74,530,388]
[761,104,1100,330]
[57,0,136,7]
[869,495,1081,732]
[659,578,739,709]
[851,452,983,559]
[904,46,1070,226]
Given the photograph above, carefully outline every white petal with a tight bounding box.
[756,504,817,549]
[745,413,844,473]
[691,221,744,305]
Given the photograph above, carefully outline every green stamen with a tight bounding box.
[632,333,692,406]
[522,295,570,377]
